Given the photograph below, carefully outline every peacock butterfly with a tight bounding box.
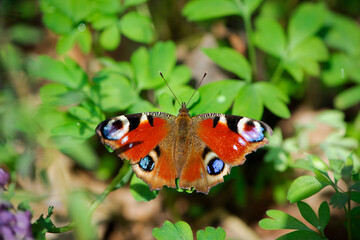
[96,76,273,194]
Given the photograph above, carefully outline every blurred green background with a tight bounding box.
[0,0,359,239]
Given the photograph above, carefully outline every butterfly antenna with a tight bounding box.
[160,72,181,107]
[186,72,207,106]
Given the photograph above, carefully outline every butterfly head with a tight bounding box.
[179,102,189,116]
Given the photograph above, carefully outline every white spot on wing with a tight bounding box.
[129,143,133,148]
[219,116,227,124]
[238,137,245,145]
[233,144,238,150]
[140,114,148,123]
[121,136,128,144]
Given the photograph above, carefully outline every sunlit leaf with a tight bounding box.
[259,210,311,231]
[196,227,226,240]
[130,174,158,201]
[334,85,360,109]
[183,0,241,21]
[100,23,121,50]
[254,17,286,58]
[153,221,193,240]
[120,12,155,44]
[233,84,263,119]
[203,47,251,81]
[191,80,244,115]
[288,2,327,49]
[287,175,326,203]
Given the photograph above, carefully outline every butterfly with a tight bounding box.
[96,101,273,194]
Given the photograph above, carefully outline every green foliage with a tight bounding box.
[129,174,158,201]
[40,0,154,53]
[260,201,330,239]
[152,221,226,240]
[1,0,360,239]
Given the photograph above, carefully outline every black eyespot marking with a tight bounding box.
[227,117,239,133]
[112,119,123,129]
[139,155,155,172]
[128,115,140,131]
[246,120,255,127]
[154,145,161,157]
[202,146,211,160]
[147,115,154,127]
[213,116,220,128]
[207,158,225,175]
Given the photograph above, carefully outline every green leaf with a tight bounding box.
[32,206,56,240]
[39,84,86,106]
[196,227,226,240]
[276,230,325,240]
[119,12,155,44]
[55,137,98,169]
[334,85,360,109]
[297,201,320,229]
[191,80,244,115]
[153,221,193,240]
[351,192,360,204]
[318,201,330,230]
[68,102,104,124]
[123,0,148,8]
[77,27,92,54]
[325,13,360,55]
[330,192,349,209]
[242,0,263,15]
[71,0,94,23]
[254,17,286,58]
[169,65,192,86]
[287,175,326,203]
[288,2,327,49]
[130,174,158,201]
[182,0,241,21]
[94,0,121,14]
[322,53,350,87]
[28,56,87,89]
[284,61,304,83]
[259,210,311,231]
[52,121,94,139]
[91,13,117,30]
[100,23,121,50]
[93,73,137,112]
[56,32,77,54]
[289,37,329,62]
[42,11,73,34]
[233,84,263,119]
[131,46,151,90]
[9,24,43,45]
[203,47,251,81]
[254,82,290,118]
[149,41,176,78]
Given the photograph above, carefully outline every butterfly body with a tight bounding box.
[96,103,272,194]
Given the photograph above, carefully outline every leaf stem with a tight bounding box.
[270,60,284,83]
[89,162,133,215]
[47,162,133,234]
[243,12,257,80]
